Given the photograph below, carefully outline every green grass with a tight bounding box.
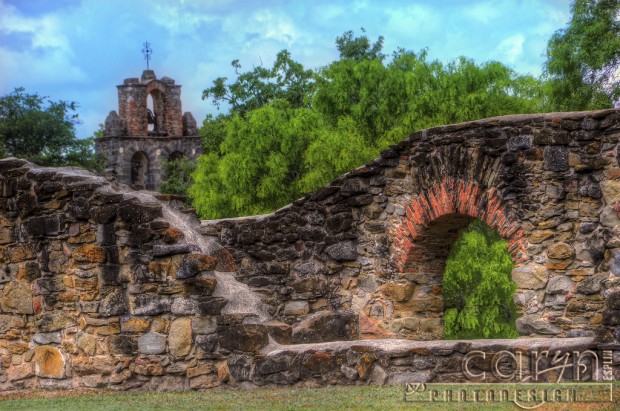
[0,383,618,411]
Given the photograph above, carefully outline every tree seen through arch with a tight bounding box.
[442,219,518,339]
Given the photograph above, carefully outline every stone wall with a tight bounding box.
[2,109,620,392]
[0,158,361,391]
[95,136,202,190]
[200,110,620,342]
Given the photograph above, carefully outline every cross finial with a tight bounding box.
[142,41,153,70]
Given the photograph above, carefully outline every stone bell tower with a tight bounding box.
[95,70,202,190]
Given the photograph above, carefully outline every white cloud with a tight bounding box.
[0,1,71,52]
[463,1,501,24]
[149,3,219,35]
[497,34,524,64]
[252,10,299,46]
[384,4,441,37]
[0,1,87,89]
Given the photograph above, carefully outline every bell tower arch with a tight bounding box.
[95,70,202,190]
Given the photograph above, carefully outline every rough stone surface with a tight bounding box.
[516,316,562,335]
[292,311,359,344]
[168,318,192,357]
[33,332,62,345]
[546,276,574,295]
[324,242,357,262]
[511,265,548,290]
[547,243,575,260]
[284,301,310,316]
[34,346,65,379]
[1,280,33,314]
[138,332,167,355]
[2,109,620,392]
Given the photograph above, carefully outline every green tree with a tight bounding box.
[335,29,386,62]
[191,100,324,217]
[199,114,229,155]
[93,123,105,138]
[202,50,315,116]
[193,31,548,219]
[544,0,620,110]
[443,220,518,339]
[314,48,547,148]
[0,87,104,172]
[160,156,196,197]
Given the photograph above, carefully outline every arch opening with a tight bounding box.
[147,94,155,133]
[387,213,477,340]
[131,151,149,189]
[380,178,526,340]
[146,90,166,136]
[169,151,184,162]
[381,214,518,340]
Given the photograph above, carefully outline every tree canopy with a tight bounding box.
[544,0,620,110]
[191,31,549,219]
[202,50,315,116]
[0,87,104,172]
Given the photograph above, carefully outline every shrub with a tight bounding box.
[443,219,518,339]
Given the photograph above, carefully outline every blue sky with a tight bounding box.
[0,0,572,138]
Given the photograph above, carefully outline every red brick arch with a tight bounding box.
[145,80,167,95]
[390,177,527,273]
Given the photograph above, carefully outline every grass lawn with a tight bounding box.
[0,383,619,411]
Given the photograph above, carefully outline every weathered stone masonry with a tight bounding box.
[202,110,620,344]
[2,109,620,392]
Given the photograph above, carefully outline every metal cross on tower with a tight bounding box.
[142,41,153,70]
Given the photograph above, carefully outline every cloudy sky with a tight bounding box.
[0,0,571,138]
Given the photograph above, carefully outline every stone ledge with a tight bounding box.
[262,336,597,357]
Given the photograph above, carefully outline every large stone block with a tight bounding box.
[131,294,171,316]
[543,146,568,172]
[73,244,107,263]
[33,331,62,345]
[176,253,217,279]
[219,324,271,354]
[284,300,309,316]
[601,180,620,205]
[118,201,163,224]
[36,311,75,332]
[0,314,26,333]
[511,265,548,290]
[516,315,561,335]
[138,332,167,355]
[168,317,192,357]
[8,244,35,262]
[546,275,574,295]
[34,346,66,379]
[380,282,414,302]
[192,317,217,335]
[610,249,620,276]
[547,243,575,260]
[292,310,359,343]
[325,241,357,261]
[76,331,97,356]
[24,215,62,237]
[1,280,33,314]
[99,287,128,317]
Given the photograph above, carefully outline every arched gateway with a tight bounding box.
[203,110,620,342]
